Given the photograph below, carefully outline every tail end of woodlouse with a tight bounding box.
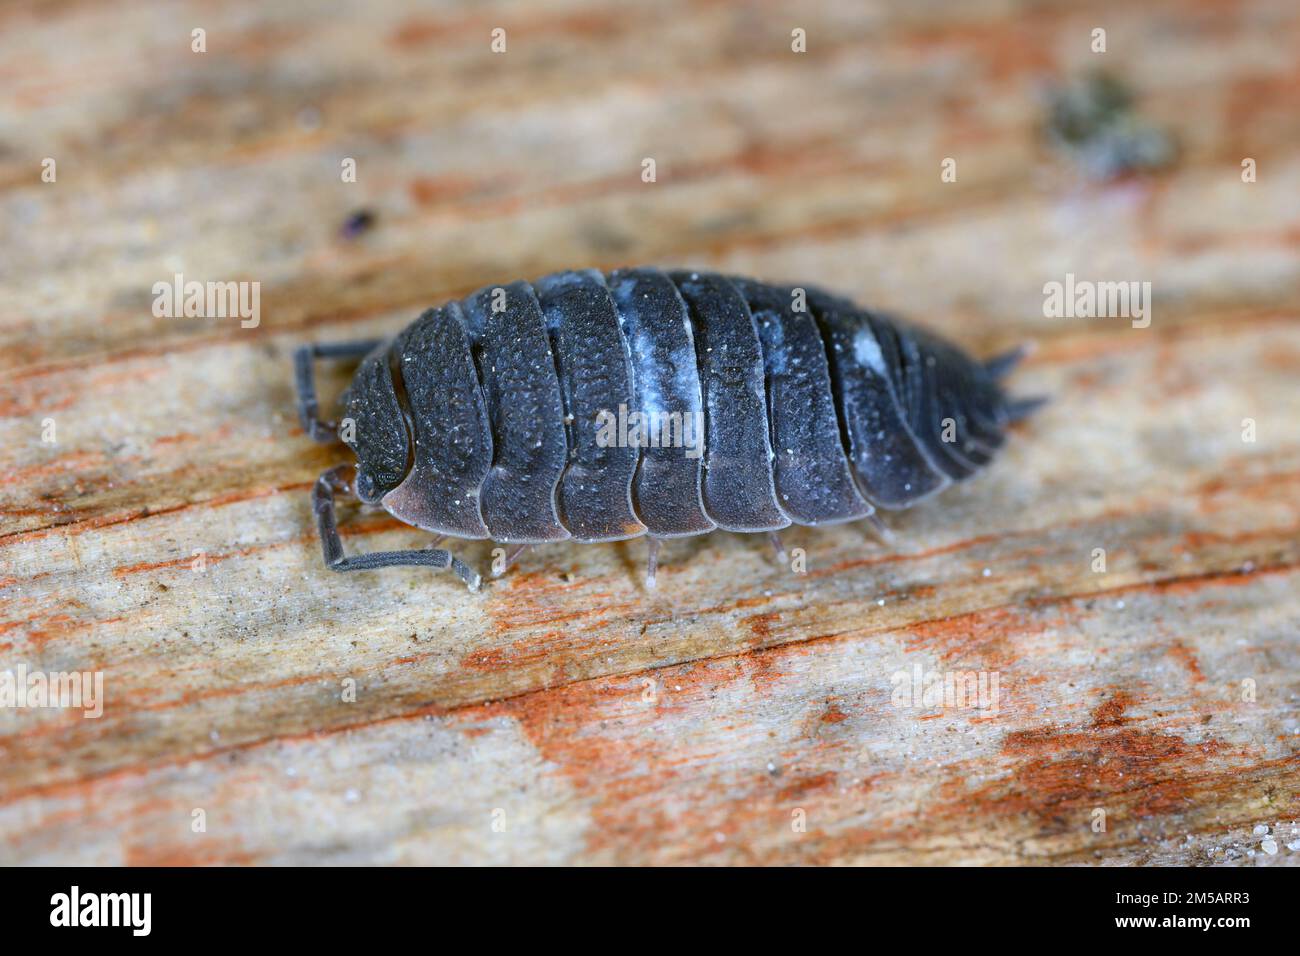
[984,341,1037,380]
[1004,394,1051,423]
[985,341,1048,425]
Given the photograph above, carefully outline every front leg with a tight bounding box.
[313,465,481,591]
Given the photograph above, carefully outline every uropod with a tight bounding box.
[294,269,1042,591]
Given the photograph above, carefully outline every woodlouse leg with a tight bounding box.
[865,511,896,545]
[294,339,384,443]
[767,531,788,565]
[644,536,662,590]
[312,465,482,591]
[491,543,530,579]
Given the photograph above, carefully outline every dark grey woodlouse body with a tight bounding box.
[297,268,1038,589]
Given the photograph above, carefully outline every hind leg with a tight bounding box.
[865,510,896,545]
[490,543,531,579]
[313,466,481,590]
[767,531,788,564]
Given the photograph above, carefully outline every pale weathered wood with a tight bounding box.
[0,0,1297,865]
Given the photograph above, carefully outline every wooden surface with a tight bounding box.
[1,0,1298,865]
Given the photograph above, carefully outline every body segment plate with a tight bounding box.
[737,278,873,526]
[669,271,789,531]
[607,268,714,537]
[381,306,493,538]
[461,281,571,542]
[534,270,646,541]
[808,291,949,509]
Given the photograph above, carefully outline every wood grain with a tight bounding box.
[1,0,1297,865]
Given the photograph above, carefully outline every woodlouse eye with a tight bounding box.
[354,470,381,503]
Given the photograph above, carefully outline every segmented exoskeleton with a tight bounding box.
[295,269,1041,590]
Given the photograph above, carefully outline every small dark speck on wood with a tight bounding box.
[340,209,377,240]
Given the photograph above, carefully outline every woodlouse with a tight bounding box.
[295,268,1042,591]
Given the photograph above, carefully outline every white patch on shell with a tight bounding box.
[853,329,887,376]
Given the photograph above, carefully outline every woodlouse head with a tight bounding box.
[339,347,412,505]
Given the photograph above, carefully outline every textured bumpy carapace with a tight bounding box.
[295,269,1042,591]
